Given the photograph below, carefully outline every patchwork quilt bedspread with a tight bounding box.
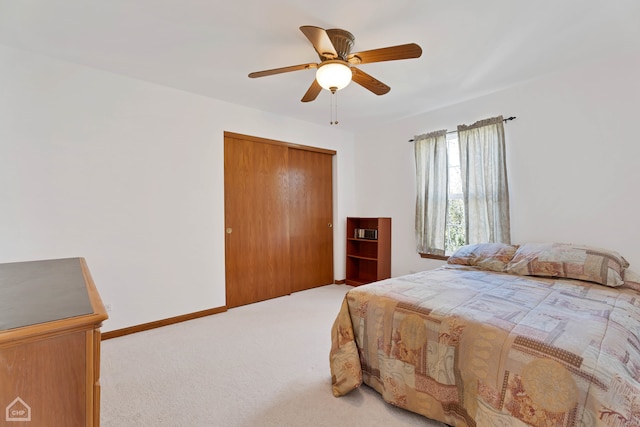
[330,265,640,427]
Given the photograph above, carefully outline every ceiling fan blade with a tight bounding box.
[351,67,391,95]
[300,26,338,60]
[301,80,322,103]
[348,43,422,65]
[248,63,317,78]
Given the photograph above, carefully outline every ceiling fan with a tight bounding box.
[248,26,422,102]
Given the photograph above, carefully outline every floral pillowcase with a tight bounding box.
[448,241,631,288]
[622,269,640,292]
[504,242,629,287]
[447,243,520,272]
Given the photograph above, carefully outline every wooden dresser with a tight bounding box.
[0,258,108,426]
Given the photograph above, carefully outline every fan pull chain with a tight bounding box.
[330,90,339,125]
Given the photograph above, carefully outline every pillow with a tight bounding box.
[622,269,640,292]
[448,243,520,272]
[505,242,628,287]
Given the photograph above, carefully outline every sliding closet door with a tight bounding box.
[224,134,291,308]
[288,148,334,292]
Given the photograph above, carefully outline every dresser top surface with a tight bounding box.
[0,258,94,331]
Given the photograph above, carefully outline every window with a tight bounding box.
[415,116,511,258]
[444,134,465,254]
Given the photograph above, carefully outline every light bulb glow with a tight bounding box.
[315,61,352,91]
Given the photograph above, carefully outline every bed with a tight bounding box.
[330,242,640,427]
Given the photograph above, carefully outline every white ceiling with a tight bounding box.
[1,0,639,131]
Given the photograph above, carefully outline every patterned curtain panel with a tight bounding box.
[457,116,511,244]
[414,130,448,255]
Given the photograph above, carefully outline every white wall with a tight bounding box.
[355,52,640,276]
[0,45,356,332]
[4,42,639,333]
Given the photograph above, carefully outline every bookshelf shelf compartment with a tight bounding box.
[345,217,391,287]
[347,254,378,262]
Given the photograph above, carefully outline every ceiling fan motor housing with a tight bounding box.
[325,29,355,61]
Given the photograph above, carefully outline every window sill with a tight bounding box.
[419,253,449,261]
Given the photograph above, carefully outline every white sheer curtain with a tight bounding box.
[457,116,511,244]
[414,130,448,256]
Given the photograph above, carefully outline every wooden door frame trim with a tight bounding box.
[224,131,336,156]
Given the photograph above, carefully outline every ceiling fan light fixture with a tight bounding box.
[315,61,352,92]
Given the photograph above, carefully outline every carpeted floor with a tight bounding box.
[100,284,446,426]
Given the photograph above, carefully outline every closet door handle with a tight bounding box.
[226,228,233,234]
[328,223,333,228]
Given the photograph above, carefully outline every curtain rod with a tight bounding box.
[408,116,516,142]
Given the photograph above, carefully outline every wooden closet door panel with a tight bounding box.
[224,135,291,308]
[288,148,334,292]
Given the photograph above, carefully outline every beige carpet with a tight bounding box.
[100,284,446,426]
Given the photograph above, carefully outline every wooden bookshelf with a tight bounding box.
[345,217,391,286]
